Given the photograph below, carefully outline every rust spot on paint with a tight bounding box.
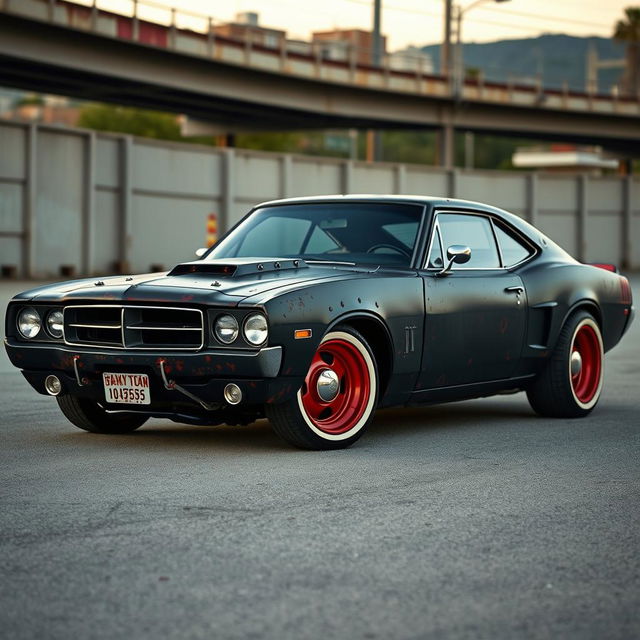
[499,318,509,334]
[204,356,212,363]
[175,360,185,372]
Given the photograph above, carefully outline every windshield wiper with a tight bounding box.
[304,259,356,266]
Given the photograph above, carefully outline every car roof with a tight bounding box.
[257,194,504,215]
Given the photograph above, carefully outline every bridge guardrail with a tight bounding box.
[1,0,639,118]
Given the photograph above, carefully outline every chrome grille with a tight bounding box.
[64,305,204,350]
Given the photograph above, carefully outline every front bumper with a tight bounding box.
[5,339,297,409]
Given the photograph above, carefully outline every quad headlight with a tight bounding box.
[17,307,42,339]
[214,314,239,344]
[243,313,268,346]
[46,309,64,339]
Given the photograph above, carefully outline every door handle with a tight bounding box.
[504,286,524,294]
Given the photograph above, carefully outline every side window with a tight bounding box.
[493,222,534,267]
[427,225,444,268]
[438,213,500,269]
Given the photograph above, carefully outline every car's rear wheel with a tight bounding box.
[527,311,604,418]
[57,395,148,433]
[266,326,378,450]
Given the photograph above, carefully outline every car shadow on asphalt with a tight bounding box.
[54,395,538,453]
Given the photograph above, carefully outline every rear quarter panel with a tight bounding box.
[519,259,627,354]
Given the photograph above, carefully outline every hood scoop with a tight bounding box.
[168,258,308,278]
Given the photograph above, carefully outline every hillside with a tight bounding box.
[421,34,626,93]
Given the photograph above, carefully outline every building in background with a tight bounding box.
[212,12,286,50]
[312,29,387,66]
[512,144,619,174]
[388,46,434,74]
[0,93,80,126]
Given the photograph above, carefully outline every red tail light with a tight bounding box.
[620,276,632,306]
[591,263,618,273]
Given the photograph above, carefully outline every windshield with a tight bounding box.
[207,203,424,267]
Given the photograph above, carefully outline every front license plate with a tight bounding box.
[103,372,151,405]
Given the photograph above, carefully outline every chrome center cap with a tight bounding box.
[570,350,582,376]
[317,369,340,402]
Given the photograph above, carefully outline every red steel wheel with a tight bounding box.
[526,311,605,418]
[267,326,378,449]
[569,318,603,409]
[299,336,372,436]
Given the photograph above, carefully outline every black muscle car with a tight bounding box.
[4,196,635,449]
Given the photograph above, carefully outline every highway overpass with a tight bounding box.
[0,0,639,166]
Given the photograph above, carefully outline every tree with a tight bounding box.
[613,7,640,96]
[78,104,182,140]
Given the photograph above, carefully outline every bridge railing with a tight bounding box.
[2,0,639,117]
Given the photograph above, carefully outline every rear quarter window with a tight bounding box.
[493,222,534,267]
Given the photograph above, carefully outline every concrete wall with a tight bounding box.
[0,120,638,277]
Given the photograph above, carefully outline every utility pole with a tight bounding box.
[586,41,625,94]
[441,0,452,77]
[372,0,382,67]
[371,0,383,161]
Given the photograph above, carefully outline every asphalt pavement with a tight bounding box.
[1,277,639,640]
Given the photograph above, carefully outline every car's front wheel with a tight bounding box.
[266,326,378,450]
[527,310,604,418]
[57,395,148,433]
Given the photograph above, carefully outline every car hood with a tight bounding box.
[13,259,363,307]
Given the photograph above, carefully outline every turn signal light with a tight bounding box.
[294,329,312,339]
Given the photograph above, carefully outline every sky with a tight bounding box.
[88,0,632,50]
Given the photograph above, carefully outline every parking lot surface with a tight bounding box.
[1,278,639,640]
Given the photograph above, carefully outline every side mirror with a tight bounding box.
[438,245,471,276]
[195,247,208,258]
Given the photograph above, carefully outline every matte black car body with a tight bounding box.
[4,196,634,448]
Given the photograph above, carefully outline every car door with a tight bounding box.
[417,210,527,389]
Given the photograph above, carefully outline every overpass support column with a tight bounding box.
[438,123,454,169]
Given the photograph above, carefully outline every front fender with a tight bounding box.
[263,274,424,404]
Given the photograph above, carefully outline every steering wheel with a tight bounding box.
[366,243,411,258]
